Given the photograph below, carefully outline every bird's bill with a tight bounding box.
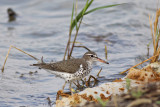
[96,57,109,64]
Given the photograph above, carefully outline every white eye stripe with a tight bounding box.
[86,54,97,57]
[86,54,93,55]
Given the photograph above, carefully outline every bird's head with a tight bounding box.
[83,51,109,64]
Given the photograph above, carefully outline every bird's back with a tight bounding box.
[32,58,88,74]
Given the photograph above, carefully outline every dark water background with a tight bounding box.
[0,0,158,106]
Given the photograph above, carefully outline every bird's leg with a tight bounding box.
[77,80,81,88]
[62,81,67,92]
[69,82,73,95]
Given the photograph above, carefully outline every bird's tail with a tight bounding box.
[30,56,46,67]
[30,63,44,66]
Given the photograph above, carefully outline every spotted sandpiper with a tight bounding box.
[31,51,109,94]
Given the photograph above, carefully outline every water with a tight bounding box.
[0,0,158,106]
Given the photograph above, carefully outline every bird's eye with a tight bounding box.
[90,55,94,57]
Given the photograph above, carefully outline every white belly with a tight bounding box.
[45,63,92,83]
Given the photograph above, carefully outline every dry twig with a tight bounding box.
[97,68,102,77]
[120,53,160,74]
[1,45,39,72]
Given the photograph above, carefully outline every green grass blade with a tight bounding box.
[75,1,78,30]
[82,0,89,15]
[97,98,108,107]
[71,2,124,31]
[105,45,108,60]
[70,2,74,26]
[71,0,94,31]
[84,3,123,15]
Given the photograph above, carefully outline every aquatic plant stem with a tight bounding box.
[154,15,160,50]
[74,46,91,51]
[63,3,75,60]
[63,25,72,60]
[149,9,160,62]
[97,68,102,77]
[105,45,108,60]
[68,17,83,59]
[149,15,156,53]
[152,9,160,62]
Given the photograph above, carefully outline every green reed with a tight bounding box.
[63,0,123,60]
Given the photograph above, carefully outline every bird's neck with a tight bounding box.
[86,60,93,67]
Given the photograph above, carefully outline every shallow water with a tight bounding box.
[0,0,158,106]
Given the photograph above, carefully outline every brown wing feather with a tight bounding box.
[32,58,88,74]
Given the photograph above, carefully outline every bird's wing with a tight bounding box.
[31,59,87,74]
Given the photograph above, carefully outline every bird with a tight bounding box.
[7,8,17,22]
[31,51,109,94]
